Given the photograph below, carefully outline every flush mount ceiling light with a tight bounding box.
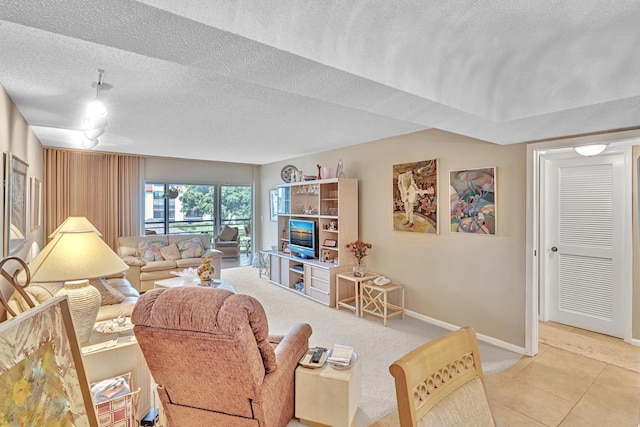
[81,69,111,149]
[574,144,608,157]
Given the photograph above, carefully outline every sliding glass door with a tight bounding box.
[144,183,216,236]
[144,183,252,255]
[220,185,252,254]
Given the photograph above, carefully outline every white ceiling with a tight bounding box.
[1,0,639,165]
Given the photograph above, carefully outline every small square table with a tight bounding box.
[360,281,405,326]
[335,272,378,316]
[295,357,361,426]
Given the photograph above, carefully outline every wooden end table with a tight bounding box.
[295,357,361,426]
[360,281,405,326]
[335,272,378,316]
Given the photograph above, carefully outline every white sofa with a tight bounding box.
[7,276,139,322]
[117,234,223,292]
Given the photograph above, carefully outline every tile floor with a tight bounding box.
[373,322,640,427]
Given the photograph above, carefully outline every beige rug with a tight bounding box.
[221,266,522,427]
[538,322,640,374]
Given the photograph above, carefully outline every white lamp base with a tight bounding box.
[55,279,102,343]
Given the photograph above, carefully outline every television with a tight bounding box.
[289,219,317,259]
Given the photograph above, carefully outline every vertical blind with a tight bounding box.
[44,148,142,250]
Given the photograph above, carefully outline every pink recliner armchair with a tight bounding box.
[132,286,312,427]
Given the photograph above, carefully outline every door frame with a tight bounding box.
[525,130,639,356]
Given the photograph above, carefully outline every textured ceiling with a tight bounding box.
[1,0,639,164]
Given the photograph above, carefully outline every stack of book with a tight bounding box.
[327,344,354,367]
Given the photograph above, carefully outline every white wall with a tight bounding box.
[0,85,44,312]
[260,129,528,347]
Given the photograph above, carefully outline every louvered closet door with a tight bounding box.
[546,153,625,337]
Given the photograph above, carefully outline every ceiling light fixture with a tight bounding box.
[82,138,99,149]
[574,144,608,157]
[81,69,110,149]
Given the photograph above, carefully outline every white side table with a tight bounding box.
[295,358,361,427]
[82,325,151,421]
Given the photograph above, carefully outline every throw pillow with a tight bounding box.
[137,240,165,262]
[177,237,205,259]
[90,278,126,306]
[159,243,181,261]
[218,225,238,241]
[121,256,146,266]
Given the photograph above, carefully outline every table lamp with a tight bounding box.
[27,229,128,343]
[49,216,103,238]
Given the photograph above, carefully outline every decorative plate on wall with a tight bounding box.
[280,165,298,183]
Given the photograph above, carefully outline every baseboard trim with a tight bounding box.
[629,337,640,347]
[405,309,527,355]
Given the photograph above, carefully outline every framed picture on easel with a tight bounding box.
[0,296,99,426]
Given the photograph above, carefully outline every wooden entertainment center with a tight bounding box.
[267,178,358,306]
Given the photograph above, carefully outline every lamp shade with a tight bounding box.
[82,138,99,149]
[29,230,128,283]
[83,116,108,130]
[49,216,103,238]
[84,127,105,141]
[87,99,108,117]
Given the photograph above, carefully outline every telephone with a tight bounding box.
[373,276,391,286]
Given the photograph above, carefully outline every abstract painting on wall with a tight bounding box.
[393,159,438,233]
[449,167,496,235]
[0,296,98,426]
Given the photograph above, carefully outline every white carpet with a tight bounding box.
[221,267,521,427]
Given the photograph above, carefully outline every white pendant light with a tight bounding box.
[83,116,108,130]
[84,127,105,141]
[80,69,111,150]
[574,144,608,156]
[87,99,107,117]
[82,138,99,149]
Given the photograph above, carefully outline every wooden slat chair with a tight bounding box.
[389,327,496,427]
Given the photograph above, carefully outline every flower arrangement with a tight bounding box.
[345,240,372,266]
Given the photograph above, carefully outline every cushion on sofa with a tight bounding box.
[89,278,126,305]
[175,258,203,268]
[122,256,146,266]
[138,239,166,262]
[177,237,205,259]
[159,243,181,261]
[118,246,137,257]
[140,260,177,272]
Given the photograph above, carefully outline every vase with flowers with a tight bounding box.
[346,240,372,277]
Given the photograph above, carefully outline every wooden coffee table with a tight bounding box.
[154,277,235,292]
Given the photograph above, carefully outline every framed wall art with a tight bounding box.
[323,239,337,248]
[3,152,29,255]
[449,167,496,235]
[30,177,42,231]
[0,296,99,426]
[393,159,438,233]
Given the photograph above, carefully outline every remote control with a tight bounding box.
[311,348,324,363]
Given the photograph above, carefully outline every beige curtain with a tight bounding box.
[44,148,142,250]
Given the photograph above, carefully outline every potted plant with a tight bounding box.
[345,240,372,277]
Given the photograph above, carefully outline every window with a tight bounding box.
[144,183,252,253]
